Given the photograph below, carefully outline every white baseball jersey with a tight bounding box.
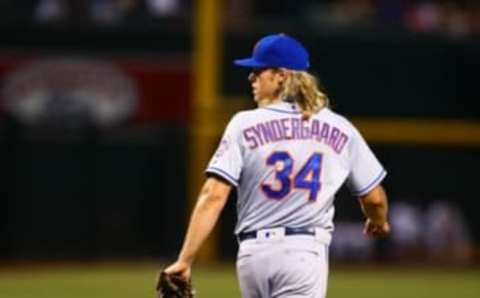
[206,101,386,235]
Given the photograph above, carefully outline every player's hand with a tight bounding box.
[156,263,195,298]
[162,260,192,281]
[363,219,390,237]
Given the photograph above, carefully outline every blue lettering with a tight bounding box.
[301,119,311,139]
[259,122,274,144]
[291,118,300,139]
[281,118,292,140]
[334,133,349,154]
[243,128,258,149]
[270,120,284,141]
[329,127,340,148]
[320,123,330,144]
[311,120,321,141]
[251,126,264,146]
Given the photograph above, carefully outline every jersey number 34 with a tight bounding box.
[261,151,322,202]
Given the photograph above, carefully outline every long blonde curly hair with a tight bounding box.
[279,71,330,119]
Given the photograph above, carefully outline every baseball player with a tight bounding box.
[163,33,390,298]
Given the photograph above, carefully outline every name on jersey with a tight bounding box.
[243,117,349,154]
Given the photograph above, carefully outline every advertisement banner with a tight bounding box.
[0,54,191,127]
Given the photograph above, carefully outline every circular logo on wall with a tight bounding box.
[2,58,138,130]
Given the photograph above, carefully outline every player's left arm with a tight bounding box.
[163,176,232,280]
[358,184,390,237]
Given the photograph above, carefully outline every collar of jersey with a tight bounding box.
[261,101,301,114]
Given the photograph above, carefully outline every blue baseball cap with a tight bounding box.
[234,34,310,70]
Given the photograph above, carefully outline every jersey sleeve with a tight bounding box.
[346,126,387,197]
[205,114,243,187]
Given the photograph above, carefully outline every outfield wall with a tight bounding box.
[0,29,478,262]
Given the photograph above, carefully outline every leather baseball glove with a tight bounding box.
[156,271,195,298]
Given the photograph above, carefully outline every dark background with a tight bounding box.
[0,0,478,263]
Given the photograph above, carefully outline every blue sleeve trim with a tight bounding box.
[206,167,239,187]
[353,170,386,196]
[262,107,301,115]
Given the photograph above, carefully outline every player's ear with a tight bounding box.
[277,68,290,82]
[248,72,255,82]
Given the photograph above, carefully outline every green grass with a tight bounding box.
[0,262,479,298]
[328,266,480,298]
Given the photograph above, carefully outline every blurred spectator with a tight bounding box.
[404,1,443,33]
[34,0,89,26]
[396,0,478,38]
[388,199,474,265]
[251,0,480,39]
[226,0,252,31]
[34,0,67,23]
[332,0,376,27]
[471,3,480,35]
[90,0,132,25]
[146,0,181,17]
[331,222,375,263]
[32,0,186,26]
[1,0,478,39]
[425,201,473,265]
[302,0,376,29]
[389,201,424,260]
[441,2,471,39]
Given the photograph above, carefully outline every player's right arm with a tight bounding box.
[164,176,232,280]
[164,114,241,280]
[359,185,390,237]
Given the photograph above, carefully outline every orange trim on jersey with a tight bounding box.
[260,151,295,202]
[291,151,324,204]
